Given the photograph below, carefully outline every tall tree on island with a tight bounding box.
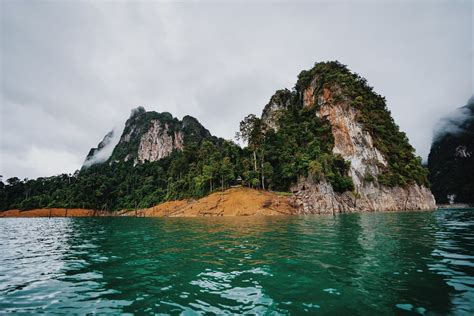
[236,114,267,189]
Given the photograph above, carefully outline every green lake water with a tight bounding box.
[1,209,473,314]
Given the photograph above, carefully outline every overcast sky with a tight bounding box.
[1,0,472,180]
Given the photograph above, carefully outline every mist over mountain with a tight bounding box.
[428,97,474,204]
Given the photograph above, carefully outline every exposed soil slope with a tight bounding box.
[1,188,296,217]
[0,208,100,217]
[127,187,296,217]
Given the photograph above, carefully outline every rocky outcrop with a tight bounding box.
[290,77,435,213]
[258,62,437,213]
[137,120,184,163]
[317,100,387,189]
[261,89,294,131]
[292,179,435,214]
[111,108,186,164]
[84,107,212,167]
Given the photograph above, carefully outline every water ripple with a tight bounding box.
[0,210,473,314]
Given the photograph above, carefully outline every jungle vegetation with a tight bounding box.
[0,61,430,211]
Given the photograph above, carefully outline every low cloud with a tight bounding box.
[82,106,146,168]
[82,129,121,168]
[433,96,474,141]
[1,1,472,179]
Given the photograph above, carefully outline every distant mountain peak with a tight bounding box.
[83,108,212,167]
[428,96,474,204]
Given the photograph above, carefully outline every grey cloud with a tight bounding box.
[82,129,121,168]
[1,0,472,179]
[433,96,474,141]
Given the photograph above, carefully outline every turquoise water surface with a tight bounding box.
[1,209,473,314]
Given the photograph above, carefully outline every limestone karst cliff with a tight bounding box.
[259,61,436,213]
[84,106,212,167]
[2,61,437,214]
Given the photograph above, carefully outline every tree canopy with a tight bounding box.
[0,61,431,212]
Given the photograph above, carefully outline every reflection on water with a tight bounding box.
[430,210,474,315]
[0,210,473,314]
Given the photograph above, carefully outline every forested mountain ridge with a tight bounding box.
[239,61,435,213]
[1,107,242,211]
[84,106,213,167]
[0,61,436,213]
[428,97,474,205]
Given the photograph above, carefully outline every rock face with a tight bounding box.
[136,119,184,163]
[262,62,436,213]
[428,97,474,205]
[317,100,387,189]
[84,106,212,167]
[292,179,435,214]
[261,89,294,131]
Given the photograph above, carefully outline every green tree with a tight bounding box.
[219,157,235,190]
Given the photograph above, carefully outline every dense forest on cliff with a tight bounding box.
[0,61,430,211]
[237,61,428,192]
[428,98,474,204]
[296,62,428,187]
[236,94,353,193]
[0,138,243,211]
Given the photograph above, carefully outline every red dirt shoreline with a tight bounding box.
[1,188,296,218]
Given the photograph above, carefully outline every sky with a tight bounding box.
[1,0,472,180]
